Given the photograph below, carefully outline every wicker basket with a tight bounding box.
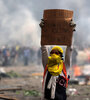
[41,9,73,46]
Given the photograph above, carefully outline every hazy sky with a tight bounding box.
[0,0,90,48]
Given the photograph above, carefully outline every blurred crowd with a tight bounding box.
[0,45,42,66]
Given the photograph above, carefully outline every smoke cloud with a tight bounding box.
[0,0,90,49]
[0,0,40,47]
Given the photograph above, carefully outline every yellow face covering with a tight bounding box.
[47,54,63,76]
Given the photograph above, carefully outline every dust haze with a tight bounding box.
[0,0,90,48]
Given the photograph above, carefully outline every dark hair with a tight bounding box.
[59,51,64,60]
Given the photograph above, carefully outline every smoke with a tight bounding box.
[0,0,90,49]
[53,0,90,48]
[0,0,40,47]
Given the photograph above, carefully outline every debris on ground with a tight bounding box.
[0,87,22,92]
[6,71,21,78]
[67,88,78,96]
[0,66,90,100]
[0,94,17,100]
[23,90,41,97]
[31,72,43,76]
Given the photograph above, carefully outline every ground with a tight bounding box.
[0,65,90,100]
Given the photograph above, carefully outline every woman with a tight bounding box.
[40,18,76,100]
[41,45,71,100]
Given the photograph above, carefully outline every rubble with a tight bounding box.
[67,88,78,96]
[0,66,90,100]
[0,94,17,100]
[0,87,22,92]
[0,67,10,78]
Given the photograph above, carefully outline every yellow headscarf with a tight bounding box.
[47,46,63,76]
[51,46,63,54]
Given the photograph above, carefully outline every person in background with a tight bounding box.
[2,47,9,66]
[72,47,78,67]
[10,47,17,65]
[23,47,30,66]
[37,48,42,65]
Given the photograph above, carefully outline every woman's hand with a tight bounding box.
[39,19,45,28]
[69,19,76,31]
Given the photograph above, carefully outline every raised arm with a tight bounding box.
[64,19,76,69]
[40,19,48,69]
[64,46,72,69]
[41,45,48,69]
